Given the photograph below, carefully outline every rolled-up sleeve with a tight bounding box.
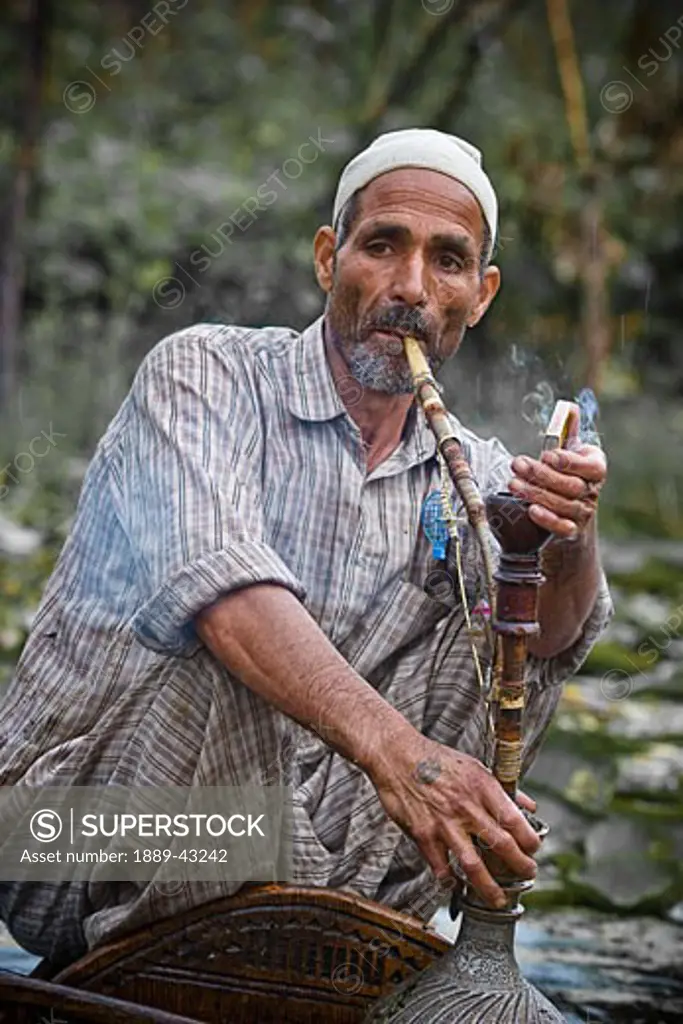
[111,329,306,657]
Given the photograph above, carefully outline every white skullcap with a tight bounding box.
[333,128,497,244]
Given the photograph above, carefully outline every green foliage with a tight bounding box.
[0,0,680,479]
[610,558,683,598]
[583,639,660,675]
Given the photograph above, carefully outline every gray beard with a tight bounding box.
[346,349,415,395]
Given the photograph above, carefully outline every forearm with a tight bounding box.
[196,583,543,907]
[528,518,601,659]
[194,583,414,775]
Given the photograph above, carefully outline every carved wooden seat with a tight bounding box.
[34,885,450,1023]
[0,971,202,1023]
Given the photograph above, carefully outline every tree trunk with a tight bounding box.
[0,0,48,414]
[579,176,611,395]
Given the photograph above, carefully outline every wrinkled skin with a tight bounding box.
[315,167,500,396]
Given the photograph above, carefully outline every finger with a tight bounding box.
[539,446,607,482]
[485,791,541,857]
[443,828,506,908]
[565,432,586,454]
[414,831,456,884]
[516,789,537,812]
[511,456,603,500]
[474,819,538,880]
[528,503,583,539]
[509,480,596,525]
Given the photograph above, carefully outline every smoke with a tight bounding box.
[440,340,602,455]
[521,381,556,432]
[576,387,601,445]
[520,381,601,445]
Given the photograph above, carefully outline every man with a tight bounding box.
[0,128,611,966]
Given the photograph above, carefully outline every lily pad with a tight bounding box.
[606,702,683,741]
[582,639,659,676]
[622,592,675,630]
[572,817,682,912]
[610,558,683,600]
[0,513,42,558]
[534,795,591,861]
[616,744,683,801]
[527,749,614,814]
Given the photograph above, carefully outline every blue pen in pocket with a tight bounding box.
[421,489,450,562]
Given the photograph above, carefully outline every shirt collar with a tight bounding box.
[286,315,466,470]
[286,315,346,423]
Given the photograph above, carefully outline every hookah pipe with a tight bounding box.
[487,398,581,808]
[365,339,579,1023]
[404,334,580,808]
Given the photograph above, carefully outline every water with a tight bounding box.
[0,923,40,976]
[432,907,683,1023]
[518,916,683,1023]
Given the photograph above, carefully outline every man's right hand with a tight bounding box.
[196,585,540,909]
[369,732,541,908]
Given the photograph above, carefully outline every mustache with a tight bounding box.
[361,306,434,347]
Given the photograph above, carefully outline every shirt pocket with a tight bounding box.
[445,523,491,609]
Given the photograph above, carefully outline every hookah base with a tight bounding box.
[364,872,563,1024]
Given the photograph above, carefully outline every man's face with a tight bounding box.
[314,167,500,395]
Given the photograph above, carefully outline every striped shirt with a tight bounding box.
[0,315,612,960]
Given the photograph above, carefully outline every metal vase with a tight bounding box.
[363,822,564,1023]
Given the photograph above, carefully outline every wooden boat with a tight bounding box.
[0,884,450,1023]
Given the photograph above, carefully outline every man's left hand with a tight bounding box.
[508,443,607,541]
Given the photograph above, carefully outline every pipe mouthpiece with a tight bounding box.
[403,335,430,380]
